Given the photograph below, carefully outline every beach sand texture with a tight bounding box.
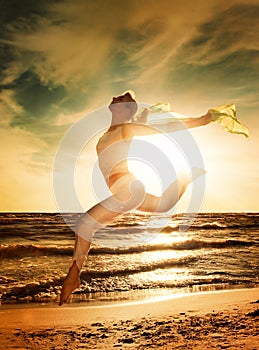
[1,288,258,349]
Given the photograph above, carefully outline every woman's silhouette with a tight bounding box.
[59,92,213,305]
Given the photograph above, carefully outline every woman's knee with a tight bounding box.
[76,214,103,241]
[117,179,146,211]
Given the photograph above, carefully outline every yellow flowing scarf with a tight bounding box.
[208,104,249,138]
[134,102,249,138]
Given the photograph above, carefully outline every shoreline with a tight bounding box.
[1,288,258,349]
[1,287,258,327]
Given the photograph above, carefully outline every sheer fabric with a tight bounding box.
[134,102,249,138]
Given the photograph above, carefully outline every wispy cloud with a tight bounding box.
[179,4,259,66]
[2,0,258,121]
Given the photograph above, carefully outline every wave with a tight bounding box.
[82,256,197,280]
[0,239,256,259]
[104,221,259,231]
[91,239,255,254]
[2,268,257,304]
[157,222,226,232]
[192,222,226,229]
[2,256,197,301]
[0,244,73,259]
[113,222,259,233]
[184,222,259,230]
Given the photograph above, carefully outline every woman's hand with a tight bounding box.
[136,108,149,124]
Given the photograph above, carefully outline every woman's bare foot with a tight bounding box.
[59,261,80,306]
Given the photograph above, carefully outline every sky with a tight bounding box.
[0,0,258,212]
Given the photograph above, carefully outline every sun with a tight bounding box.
[127,158,162,195]
[127,134,189,196]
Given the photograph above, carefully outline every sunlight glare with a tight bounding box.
[128,134,190,195]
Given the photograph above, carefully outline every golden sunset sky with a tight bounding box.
[0,0,258,212]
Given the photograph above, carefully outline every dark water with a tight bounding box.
[0,212,258,305]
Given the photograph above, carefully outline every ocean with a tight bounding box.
[0,212,258,305]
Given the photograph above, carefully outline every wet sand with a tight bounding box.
[0,288,258,349]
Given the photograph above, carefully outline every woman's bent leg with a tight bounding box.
[138,168,204,213]
[137,176,187,213]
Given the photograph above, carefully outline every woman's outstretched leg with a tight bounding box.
[59,175,146,305]
[59,211,101,306]
[59,237,91,306]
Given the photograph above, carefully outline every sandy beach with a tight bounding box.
[0,288,258,349]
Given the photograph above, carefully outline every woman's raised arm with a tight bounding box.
[122,112,212,139]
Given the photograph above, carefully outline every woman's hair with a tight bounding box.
[123,90,138,120]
